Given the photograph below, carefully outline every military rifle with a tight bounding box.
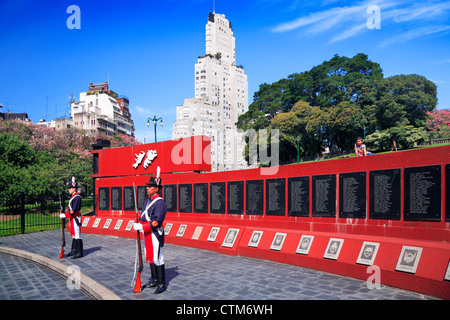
[132,183,144,293]
[59,192,66,259]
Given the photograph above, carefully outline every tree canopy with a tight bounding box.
[237,53,439,162]
[0,119,140,202]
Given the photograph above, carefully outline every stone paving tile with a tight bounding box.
[0,230,441,300]
[0,253,93,300]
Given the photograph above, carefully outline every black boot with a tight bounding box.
[150,264,158,287]
[66,239,76,257]
[143,264,158,288]
[72,239,84,259]
[154,264,167,294]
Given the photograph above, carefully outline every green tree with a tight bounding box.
[0,133,35,167]
[237,53,438,163]
[365,125,428,152]
[375,74,437,130]
[0,119,140,200]
[237,53,384,161]
[0,133,36,201]
[237,79,289,131]
[282,53,382,111]
[325,101,365,150]
[270,100,324,161]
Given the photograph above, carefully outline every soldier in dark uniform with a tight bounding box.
[60,177,83,259]
[133,175,167,294]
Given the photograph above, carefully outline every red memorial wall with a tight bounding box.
[84,136,450,299]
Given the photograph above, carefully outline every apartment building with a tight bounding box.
[70,82,134,137]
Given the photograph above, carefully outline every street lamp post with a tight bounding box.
[296,135,300,164]
[147,115,163,143]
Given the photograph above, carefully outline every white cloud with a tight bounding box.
[329,22,367,43]
[271,3,367,33]
[429,79,446,85]
[379,25,450,47]
[432,58,450,65]
[385,1,450,23]
[133,105,148,115]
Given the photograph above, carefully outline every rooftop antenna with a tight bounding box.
[213,0,215,13]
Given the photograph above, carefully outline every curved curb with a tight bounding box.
[0,246,121,300]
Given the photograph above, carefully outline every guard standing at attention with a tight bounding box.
[133,175,167,294]
[60,177,83,259]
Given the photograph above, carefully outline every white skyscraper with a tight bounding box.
[172,12,249,172]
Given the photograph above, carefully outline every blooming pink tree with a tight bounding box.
[426,109,450,139]
[0,119,142,195]
[0,119,141,159]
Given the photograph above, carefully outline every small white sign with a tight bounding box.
[164,223,173,235]
[114,220,123,230]
[207,227,220,242]
[356,241,380,266]
[92,218,101,228]
[176,224,187,237]
[270,232,287,251]
[323,238,344,260]
[444,261,450,281]
[192,226,203,240]
[248,231,263,248]
[82,217,90,227]
[296,235,314,255]
[395,246,422,274]
[222,228,239,248]
[103,218,112,229]
[125,220,134,231]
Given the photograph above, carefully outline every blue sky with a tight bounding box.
[1,0,449,143]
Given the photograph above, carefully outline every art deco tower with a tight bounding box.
[172,12,249,172]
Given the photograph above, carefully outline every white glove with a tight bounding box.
[59,213,66,219]
[133,223,143,231]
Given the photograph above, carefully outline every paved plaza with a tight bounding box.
[0,230,439,301]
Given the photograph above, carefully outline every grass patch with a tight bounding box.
[0,198,93,237]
